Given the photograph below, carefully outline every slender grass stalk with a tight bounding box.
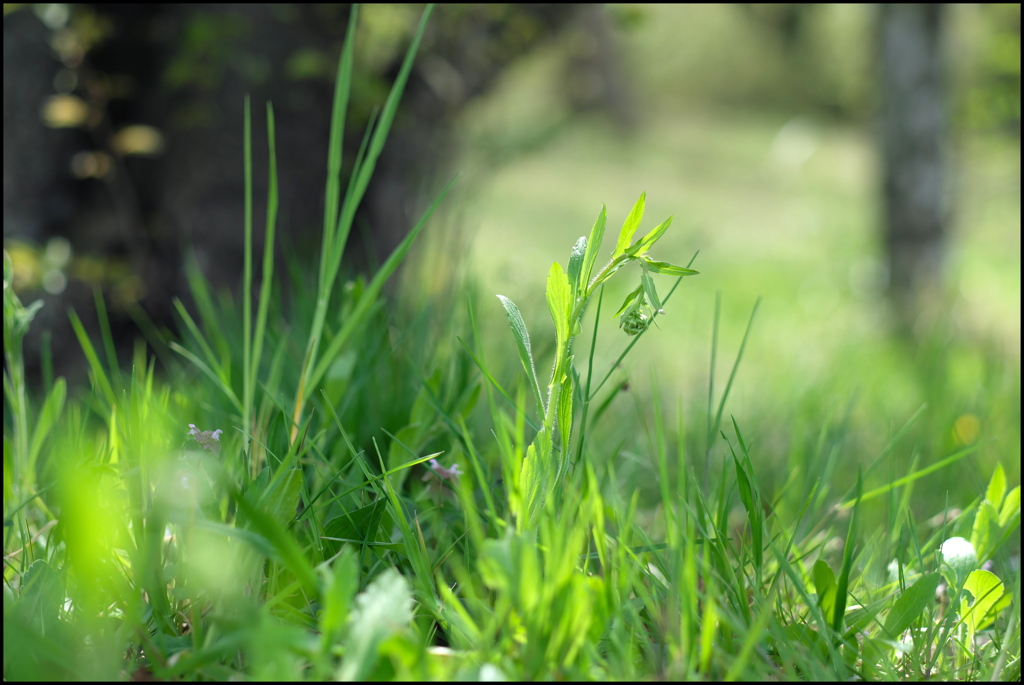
[290,4,436,445]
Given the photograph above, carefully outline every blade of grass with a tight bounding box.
[709,296,760,453]
[291,4,436,444]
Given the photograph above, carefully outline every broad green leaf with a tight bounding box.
[322,499,388,560]
[612,192,646,259]
[263,468,304,529]
[518,442,545,532]
[567,236,587,300]
[971,501,998,562]
[881,572,941,639]
[960,569,1009,638]
[318,547,358,645]
[813,559,838,622]
[986,462,1006,507]
[497,295,545,419]
[17,559,63,636]
[625,216,672,257]
[546,261,572,347]
[613,285,645,318]
[338,568,413,681]
[581,205,607,289]
[232,486,318,592]
[641,256,700,277]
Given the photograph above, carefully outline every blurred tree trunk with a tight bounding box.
[878,3,949,322]
[3,4,584,387]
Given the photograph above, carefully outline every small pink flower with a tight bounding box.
[422,458,462,483]
[187,424,223,456]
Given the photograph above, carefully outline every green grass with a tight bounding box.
[4,4,1020,681]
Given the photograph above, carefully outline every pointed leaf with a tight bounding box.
[613,285,645,318]
[986,463,1006,507]
[961,569,1009,637]
[998,485,1019,527]
[497,295,545,419]
[556,371,573,480]
[254,467,304,529]
[518,442,545,531]
[813,559,838,621]
[625,216,673,257]
[567,236,587,300]
[612,192,646,259]
[581,205,607,289]
[322,499,388,559]
[640,269,663,313]
[339,568,413,681]
[28,378,66,466]
[881,572,940,639]
[642,256,700,277]
[318,547,358,643]
[546,261,572,346]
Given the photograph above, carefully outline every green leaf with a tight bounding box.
[972,500,1000,562]
[556,371,573,480]
[496,295,546,419]
[625,216,672,257]
[67,309,116,410]
[546,261,572,347]
[231,485,318,592]
[581,205,607,289]
[322,499,388,560]
[641,256,700,277]
[612,192,646,259]
[17,559,63,636]
[881,572,941,639]
[613,285,645,319]
[518,439,553,532]
[833,470,862,633]
[812,559,838,622]
[248,467,304,530]
[999,485,1020,527]
[567,236,587,301]
[640,269,664,314]
[960,569,1009,638]
[339,569,413,681]
[28,377,65,467]
[318,547,358,647]
[986,462,1006,507]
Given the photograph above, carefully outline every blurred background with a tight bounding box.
[4,4,1020,503]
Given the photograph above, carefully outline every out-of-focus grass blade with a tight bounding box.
[496,295,546,420]
[833,469,862,634]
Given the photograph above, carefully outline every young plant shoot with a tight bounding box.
[497,192,698,528]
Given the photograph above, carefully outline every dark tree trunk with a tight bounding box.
[878,4,949,319]
[3,4,587,387]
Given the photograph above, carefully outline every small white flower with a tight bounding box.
[940,536,977,585]
[941,536,976,564]
[423,458,462,483]
[188,423,223,456]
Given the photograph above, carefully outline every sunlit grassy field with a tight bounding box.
[5,4,1020,681]
[431,3,1021,515]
